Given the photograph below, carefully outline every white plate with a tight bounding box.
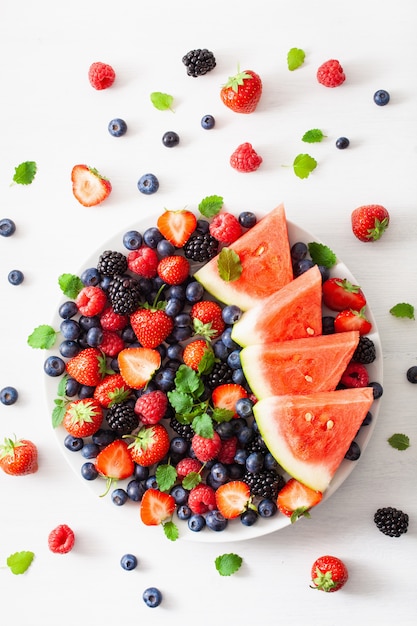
[44,213,383,542]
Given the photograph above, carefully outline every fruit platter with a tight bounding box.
[42,202,382,542]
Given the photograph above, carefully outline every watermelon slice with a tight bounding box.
[253,388,374,492]
[241,331,360,399]
[231,264,322,347]
[194,203,293,310]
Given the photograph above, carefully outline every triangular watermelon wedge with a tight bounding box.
[231,264,322,347]
[241,331,360,399]
[194,203,293,311]
[253,388,374,492]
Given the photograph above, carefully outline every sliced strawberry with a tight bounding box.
[157,209,197,247]
[334,307,372,336]
[140,488,176,526]
[322,278,366,312]
[95,439,135,496]
[71,164,112,207]
[277,478,323,522]
[211,383,248,417]
[118,347,161,389]
[215,480,251,519]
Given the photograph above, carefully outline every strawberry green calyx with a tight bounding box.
[223,69,253,93]
[312,567,339,592]
[334,279,361,294]
[0,436,23,460]
[66,400,99,426]
[366,217,389,241]
[88,166,109,181]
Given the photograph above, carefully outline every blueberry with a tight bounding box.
[126,479,146,501]
[154,369,179,392]
[157,239,175,257]
[59,340,81,358]
[227,350,241,370]
[143,226,163,248]
[86,326,103,347]
[369,381,383,399]
[373,89,390,106]
[290,241,308,262]
[60,319,81,341]
[406,366,417,383]
[111,488,129,506]
[345,440,361,461]
[59,300,78,319]
[145,475,158,490]
[162,131,180,148]
[228,463,245,480]
[170,485,188,505]
[264,452,279,472]
[293,258,315,277]
[322,315,335,335]
[137,173,159,195]
[79,315,100,331]
[80,267,101,286]
[210,462,228,484]
[213,341,229,361]
[232,368,246,386]
[78,384,96,399]
[166,326,192,343]
[221,327,239,350]
[240,508,258,526]
[361,411,373,427]
[238,211,257,229]
[258,499,278,518]
[0,218,16,237]
[170,436,188,456]
[143,587,162,608]
[44,355,66,377]
[177,504,192,520]
[92,428,116,447]
[81,462,98,481]
[188,514,206,532]
[222,305,242,325]
[166,343,184,360]
[165,297,184,317]
[318,265,330,283]
[120,553,137,571]
[185,281,204,303]
[81,442,100,459]
[215,421,235,439]
[245,451,264,474]
[206,510,228,531]
[336,136,350,149]
[0,386,18,405]
[236,427,253,448]
[201,114,215,129]
[235,397,254,419]
[123,230,142,251]
[64,434,84,452]
[8,269,24,285]
[108,118,127,137]
[196,219,210,233]
[134,464,150,481]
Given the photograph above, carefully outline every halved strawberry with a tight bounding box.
[277,478,323,522]
[118,347,161,389]
[157,209,197,247]
[215,480,251,519]
[95,439,135,496]
[71,164,112,207]
[140,488,176,526]
[334,307,372,336]
[211,383,248,417]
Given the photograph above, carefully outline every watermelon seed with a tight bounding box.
[326,420,334,430]
[305,412,313,422]
[306,327,315,335]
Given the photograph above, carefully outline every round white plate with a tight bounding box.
[44,212,383,542]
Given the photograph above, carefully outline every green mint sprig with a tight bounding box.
[6,551,35,575]
[150,92,174,111]
[215,553,243,576]
[389,303,415,319]
[217,248,242,282]
[387,433,410,451]
[302,129,326,143]
[27,324,58,349]
[12,161,37,185]
[308,242,337,268]
[58,273,84,299]
[293,153,317,179]
[287,48,305,71]
[198,195,224,219]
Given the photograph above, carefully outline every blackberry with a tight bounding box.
[169,416,193,441]
[183,232,219,263]
[106,402,139,436]
[353,336,376,364]
[205,362,234,389]
[182,49,216,77]
[97,250,128,276]
[243,469,286,500]
[374,507,409,537]
[246,434,268,455]
[108,275,142,315]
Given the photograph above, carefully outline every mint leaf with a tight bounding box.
[192,412,214,438]
[302,129,326,143]
[182,471,202,490]
[52,397,69,428]
[167,390,194,414]
[7,551,35,575]
[197,348,215,375]
[293,154,317,179]
[390,303,415,320]
[156,464,177,492]
[27,325,57,349]
[150,92,174,111]
[58,273,84,299]
[217,248,242,282]
[12,161,37,185]
[308,242,337,268]
[198,195,224,219]
[212,407,234,423]
[163,520,179,541]
[287,48,305,71]
[215,553,243,576]
[388,433,410,451]
[174,365,203,395]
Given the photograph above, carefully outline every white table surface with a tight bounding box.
[1,1,416,623]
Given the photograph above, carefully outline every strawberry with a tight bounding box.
[316,59,345,87]
[140,488,176,526]
[48,524,75,554]
[66,347,109,386]
[118,347,161,389]
[0,436,38,476]
[310,555,349,592]
[322,277,366,312]
[75,285,107,316]
[351,204,390,242]
[62,398,103,437]
[88,61,116,90]
[93,373,131,408]
[220,68,262,113]
[215,480,251,519]
[209,212,242,244]
[71,164,112,207]
[134,390,168,425]
[130,307,174,348]
[157,209,197,247]
[230,142,263,173]
[211,383,248,417]
[183,339,211,371]
[190,300,225,340]
[277,478,323,521]
[157,255,190,285]
[334,307,372,336]
[127,246,159,278]
[126,423,170,467]
[191,431,222,462]
[188,484,217,514]
[95,439,135,495]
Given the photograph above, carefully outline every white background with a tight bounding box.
[1,1,416,624]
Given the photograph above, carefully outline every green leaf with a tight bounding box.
[293,154,317,179]
[211,407,234,423]
[163,520,179,541]
[7,551,35,575]
[58,273,84,299]
[156,464,177,492]
[215,553,243,576]
[197,348,215,375]
[302,129,326,143]
[308,242,337,268]
[198,195,224,219]
[192,412,214,438]
[12,161,37,185]
[167,390,194,414]
[388,433,410,451]
[52,398,68,428]
[174,365,203,395]
[390,303,415,320]
[287,48,305,71]
[150,92,174,111]
[217,248,242,282]
[182,471,202,490]
[27,325,57,349]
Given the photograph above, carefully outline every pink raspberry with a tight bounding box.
[188,484,216,514]
[100,306,128,331]
[191,431,222,462]
[134,390,168,425]
[99,330,125,357]
[75,286,107,316]
[127,246,159,278]
[316,59,345,87]
[88,62,116,90]
[48,524,75,554]
[340,362,369,388]
[217,436,238,464]
[209,212,242,244]
[230,142,263,173]
[176,457,202,479]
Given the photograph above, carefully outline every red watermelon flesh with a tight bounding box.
[241,331,360,399]
[253,387,374,492]
[231,264,322,347]
[193,203,293,311]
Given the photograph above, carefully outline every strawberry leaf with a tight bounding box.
[287,48,305,71]
[6,551,35,575]
[150,92,174,111]
[215,553,243,576]
[293,154,317,179]
[302,129,326,143]
[27,324,57,349]
[387,433,410,451]
[308,242,337,268]
[12,161,37,185]
[163,520,179,541]
[390,303,415,320]
[198,195,224,219]
[217,248,242,282]
[58,273,84,299]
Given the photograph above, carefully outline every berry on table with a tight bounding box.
[71,164,112,207]
[351,204,390,242]
[182,49,216,77]
[373,89,390,106]
[0,218,16,237]
[220,68,262,113]
[310,555,348,592]
[0,386,18,405]
[108,118,127,137]
[48,524,75,554]
[201,114,215,129]
[44,355,66,377]
[0,436,38,476]
[406,366,417,383]
[162,131,180,148]
[137,173,159,195]
[230,142,263,173]
[336,136,350,149]
[120,553,138,570]
[88,61,116,90]
[374,507,409,537]
[316,59,345,87]
[143,586,163,608]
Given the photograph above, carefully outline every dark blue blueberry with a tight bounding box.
[143,227,164,249]
[0,218,16,237]
[210,462,228,484]
[361,411,373,427]
[185,281,204,303]
[293,258,315,277]
[188,514,206,532]
[86,326,103,347]
[120,553,137,571]
[108,118,127,137]
[373,89,390,106]
[170,436,188,456]
[59,300,78,319]
[345,440,361,461]
[322,315,335,335]
[8,269,24,285]
[369,381,383,399]
[236,426,254,447]
[238,211,257,229]
[206,510,228,532]
[170,485,188,505]
[138,173,159,195]
[154,368,176,392]
[123,230,142,251]
[290,241,308,262]
[232,368,246,386]
[258,499,278,518]
[59,340,80,358]
[240,508,258,526]
[0,386,18,405]
[177,504,192,520]
[166,343,184,361]
[121,326,136,344]
[166,326,192,343]
[111,488,129,506]
[162,131,180,148]
[78,385,96,399]
[336,136,350,149]
[201,114,215,129]
[64,434,84,452]
[145,475,158,490]
[206,473,226,490]
[92,428,116,447]
[81,442,100,459]
[196,219,210,233]
[246,452,265,474]
[166,285,186,301]
[227,350,241,370]
[235,397,254,419]
[134,464,150,481]
[234,448,249,465]
[221,327,239,350]
[157,239,176,258]
[44,355,66,377]
[165,297,184,317]
[79,315,100,331]
[81,462,98,481]
[222,305,242,325]
[143,587,162,608]
[100,275,112,292]
[213,340,229,361]
[215,421,235,440]
[228,463,245,479]
[264,452,279,472]
[232,417,248,434]
[60,319,81,341]
[406,366,417,383]
[318,265,330,282]
[126,479,146,501]
[80,267,101,286]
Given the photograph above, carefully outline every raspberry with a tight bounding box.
[230,142,263,173]
[75,285,107,316]
[340,361,369,388]
[88,62,116,90]
[176,457,202,479]
[127,246,159,278]
[188,484,216,514]
[191,431,222,462]
[217,436,238,464]
[99,330,125,357]
[209,213,243,244]
[99,306,128,331]
[134,390,168,425]
[48,524,75,554]
[316,59,345,88]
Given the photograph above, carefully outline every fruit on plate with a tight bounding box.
[253,387,374,492]
[334,307,372,335]
[62,398,104,437]
[215,480,251,519]
[140,488,176,526]
[0,436,38,476]
[240,330,360,399]
[95,439,135,495]
[118,347,161,389]
[322,277,367,312]
[66,347,109,386]
[71,164,112,207]
[231,264,322,346]
[310,555,349,592]
[277,477,323,521]
[125,424,170,467]
[194,203,293,310]
[220,68,262,113]
[351,204,390,242]
[157,208,197,247]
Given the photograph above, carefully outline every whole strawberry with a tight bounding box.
[0,436,38,476]
[130,306,174,348]
[316,59,345,87]
[93,373,131,408]
[310,555,348,592]
[126,424,170,467]
[62,398,104,437]
[230,142,263,173]
[66,347,109,386]
[220,68,262,113]
[351,204,390,242]
[157,255,190,286]
[190,300,225,339]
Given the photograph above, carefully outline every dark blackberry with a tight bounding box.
[97,250,128,276]
[246,434,268,455]
[106,402,139,436]
[183,232,219,262]
[243,469,286,500]
[182,48,216,77]
[374,507,409,537]
[205,361,234,389]
[108,275,142,315]
[353,336,376,364]
[169,416,193,441]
